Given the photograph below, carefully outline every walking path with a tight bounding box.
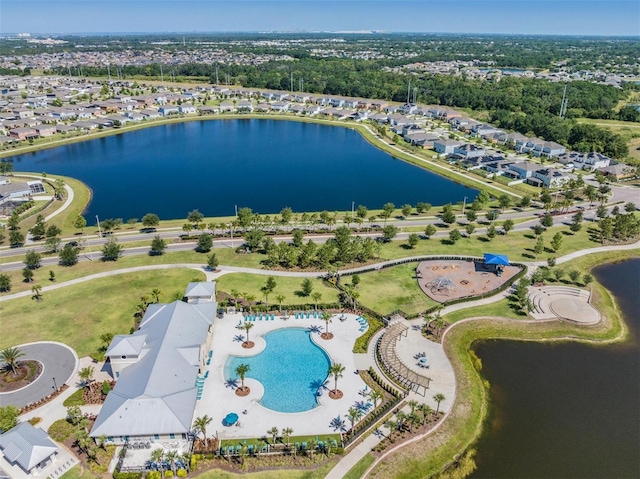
[2,241,637,303]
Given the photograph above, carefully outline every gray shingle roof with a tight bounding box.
[0,423,57,472]
[184,282,216,299]
[91,300,216,438]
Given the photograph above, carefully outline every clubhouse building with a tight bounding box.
[90,283,217,445]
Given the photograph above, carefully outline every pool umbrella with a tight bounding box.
[223,413,239,426]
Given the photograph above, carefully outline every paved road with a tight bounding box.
[0,342,78,408]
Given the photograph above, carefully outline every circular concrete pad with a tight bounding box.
[550,298,600,324]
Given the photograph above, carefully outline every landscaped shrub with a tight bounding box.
[28,417,42,425]
[332,446,344,455]
[176,470,187,478]
[164,471,174,478]
[113,472,142,479]
[102,380,111,395]
[145,472,160,479]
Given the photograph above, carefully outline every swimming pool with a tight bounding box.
[223,328,331,413]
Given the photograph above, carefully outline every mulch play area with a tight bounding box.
[416,259,520,303]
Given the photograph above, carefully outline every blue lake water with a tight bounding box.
[223,328,331,413]
[6,119,477,222]
[472,258,640,478]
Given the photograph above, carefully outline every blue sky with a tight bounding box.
[1,1,638,36]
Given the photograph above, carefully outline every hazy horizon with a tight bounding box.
[1,0,638,37]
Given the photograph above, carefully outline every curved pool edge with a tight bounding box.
[223,326,331,414]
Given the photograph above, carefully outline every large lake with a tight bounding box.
[7,119,477,221]
[472,258,640,478]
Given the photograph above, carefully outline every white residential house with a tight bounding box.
[158,106,179,116]
[534,141,566,158]
[508,161,540,179]
[531,168,570,188]
[178,105,197,114]
[433,139,462,155]
[453,143,485,158]
[237,100,254,112]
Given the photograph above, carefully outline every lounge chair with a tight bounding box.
[262,444,268,452]
[220,446,226,455]
[302,441,307,449]
[295,442,300,450]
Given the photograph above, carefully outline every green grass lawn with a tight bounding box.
[60,465,101,479]
[216,274,339,307]
[354,263,439,316]
[13,173,92,236]
[0,246,261,295]
[193,461,338,479]
[344,453,375,479]
[379,222,599,262]
[0,269,204,356]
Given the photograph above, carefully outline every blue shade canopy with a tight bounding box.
[484,253,510,265]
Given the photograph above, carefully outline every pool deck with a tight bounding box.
[194,312,369,441]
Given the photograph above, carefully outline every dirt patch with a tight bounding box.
[236,386,251,397]
[0,360,42,392]
[242,341,255,349]
[320,332,334,340]
[329,389,343,400]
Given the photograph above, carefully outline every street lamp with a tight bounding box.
[96,215,103,238]
[462,196,468,215]
[52,377,58,392]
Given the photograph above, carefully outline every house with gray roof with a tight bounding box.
[0,422,58,475]
[184,282,216,303]
[91,284,217,445]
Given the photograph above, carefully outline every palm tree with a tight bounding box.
[164,450,178,475]
[407,412,421,433]
[408,399,419,415]
[282,427,293,446]
[244,293,256,313]
[267,426,279,445]
[192,415,213,443]
[320,311,332,337]
[395,410,407,432]
[433,393,446,415]
[236,363,250,392]
[383,419,396,437]
[78,366,95,388]
[230,289,240,306]
[346,407,363,436]
[328,363,345,395]
[151,448,165,478]
[369,390,383,409]
[417,403,433,426]
[0,347,25,376]
[275,294,285,313]
[311,292,322,310]
[151,288,162,303]
[241,322,254,346]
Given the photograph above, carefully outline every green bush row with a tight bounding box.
[113,472,142,479]
[367,367,401,398]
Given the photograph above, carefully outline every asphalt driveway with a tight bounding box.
[0,342,78,408]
